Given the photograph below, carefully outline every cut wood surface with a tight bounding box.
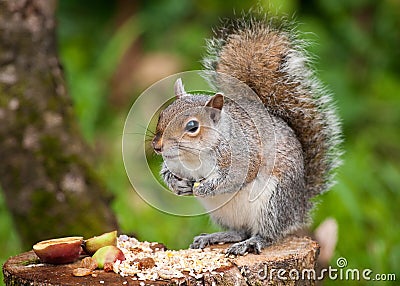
[3,236,319,286]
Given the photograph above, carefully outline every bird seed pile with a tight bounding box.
[113,235,232,281]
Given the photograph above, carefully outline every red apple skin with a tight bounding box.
[33,236,83,264]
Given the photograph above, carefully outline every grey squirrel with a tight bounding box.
[152,16,342,255]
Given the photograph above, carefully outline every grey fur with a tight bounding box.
[153,15,342,255]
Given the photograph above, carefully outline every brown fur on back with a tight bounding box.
[203,17,342,196]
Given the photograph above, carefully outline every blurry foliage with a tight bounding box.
[1,0,399,285]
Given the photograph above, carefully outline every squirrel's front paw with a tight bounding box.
[169,177,194,196]
[193,181,214,197]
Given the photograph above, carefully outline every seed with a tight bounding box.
[72,267,92,277]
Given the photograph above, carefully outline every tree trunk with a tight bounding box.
[0,0,118,249]
[3,236,320,286]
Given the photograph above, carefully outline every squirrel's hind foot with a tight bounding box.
[226,236,271,256]
[190,231,248,249]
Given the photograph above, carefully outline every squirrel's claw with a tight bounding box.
[169,176,194,196]
[190,233,212,249]
[191,233,269,255]
[174,181,194,196]
[226,236,269,256]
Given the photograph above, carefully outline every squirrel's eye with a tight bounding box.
[185,120,199,134]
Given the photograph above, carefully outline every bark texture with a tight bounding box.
[0,0,118,248]
[3,236,320,286]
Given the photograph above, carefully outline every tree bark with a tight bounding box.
[3,236,320,286]
[0,0,118,249]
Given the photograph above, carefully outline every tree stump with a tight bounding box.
[3,236,319,286]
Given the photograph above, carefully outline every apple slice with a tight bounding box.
[83,230,117,255]
[33,236,83,264]
[92,245,125,269]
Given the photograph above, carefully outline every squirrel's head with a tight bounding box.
[152,78,225,180]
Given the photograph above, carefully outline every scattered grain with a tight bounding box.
[113,236,232,281]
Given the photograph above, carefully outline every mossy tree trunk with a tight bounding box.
[0,0,119,249]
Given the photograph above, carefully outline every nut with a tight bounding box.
[72,267,92,277]
[137,257,155,270]
[81,257,98,270]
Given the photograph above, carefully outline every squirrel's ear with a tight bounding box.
[206,93,224,110]
[174,78,186,99]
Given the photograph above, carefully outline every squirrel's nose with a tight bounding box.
[152,136,163,154]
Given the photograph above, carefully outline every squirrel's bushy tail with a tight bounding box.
[203,16,342,196]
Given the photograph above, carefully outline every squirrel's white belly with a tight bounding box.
[197,175,278,234]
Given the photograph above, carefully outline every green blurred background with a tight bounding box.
[1,0,399,285]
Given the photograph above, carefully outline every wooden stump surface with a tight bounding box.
[3,236,319,286]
